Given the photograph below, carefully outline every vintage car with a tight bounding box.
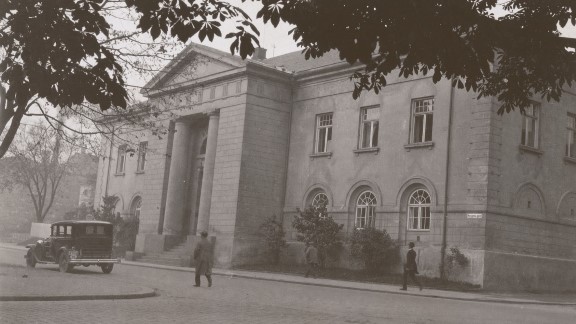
[25,220,120,273]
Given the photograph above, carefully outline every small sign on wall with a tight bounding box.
[467,213,483,219]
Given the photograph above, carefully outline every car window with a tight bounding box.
[86,226,95,235]
[51,226,56,236]
[96,226,105,235]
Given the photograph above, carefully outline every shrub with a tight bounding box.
[292,203,343,268]
[259,215,287,264]
[446,246,469,267]
[349,227,400,274]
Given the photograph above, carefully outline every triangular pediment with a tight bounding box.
[142,43,246,94]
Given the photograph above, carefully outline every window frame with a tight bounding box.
[116,145,127,174]
[520,102,540,149]
[130,196,142,219]
[358,106,380,149]
[136,141,148,173]
[410,97,435,144]
[314,113,333,154]
[355,191,377,229]
[407,189,431,231]
[567,114,576,158]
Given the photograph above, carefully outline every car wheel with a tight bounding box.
[58,253,73,273]
[101,264,114,274]
[26,249,36,268]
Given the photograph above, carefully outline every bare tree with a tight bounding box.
[0,121,96,223]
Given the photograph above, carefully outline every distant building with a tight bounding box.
[94,43,576,291]
[0,153,98,235]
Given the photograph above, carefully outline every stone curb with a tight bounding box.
[2,244,575,306]
[0,289,158,302]
[120,260,576,306]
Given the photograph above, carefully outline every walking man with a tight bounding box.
[401,242,422,291]
[304,243,319,278]
[194,231,213,287]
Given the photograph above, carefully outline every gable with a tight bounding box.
[159,53,240,88]
[143,43,246,93]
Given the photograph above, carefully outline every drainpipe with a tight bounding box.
[440,80,455,280]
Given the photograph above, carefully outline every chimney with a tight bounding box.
[253,47,267,60]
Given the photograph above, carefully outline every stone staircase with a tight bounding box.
[136,241,192,267]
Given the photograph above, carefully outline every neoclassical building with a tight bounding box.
[94,43,576,291]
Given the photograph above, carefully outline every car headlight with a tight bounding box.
[69,248,79,260]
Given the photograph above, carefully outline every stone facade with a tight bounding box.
[94,43,576,291]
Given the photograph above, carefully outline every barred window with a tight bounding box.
[411,98,434,143]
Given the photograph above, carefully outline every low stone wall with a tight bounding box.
[483,250,576,292]
[30,223,51,238]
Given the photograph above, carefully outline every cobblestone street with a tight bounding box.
[1,248,575,323]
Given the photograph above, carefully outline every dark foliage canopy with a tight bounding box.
[1,0,575,158]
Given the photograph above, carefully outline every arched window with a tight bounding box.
[130,196,142,219]
[312,192,328,208]
[408,189,431,230]
[312,192,329,219]
[355,191,376,229]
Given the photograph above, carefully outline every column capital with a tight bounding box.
[206,109,220,118]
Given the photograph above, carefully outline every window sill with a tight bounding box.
[407,229,431,232]
[353,147,379,155]
[564,156,576,165]
[135,170,145,174]
[114,172,125,176]
[310,152,333,160]
[519,145,543,156]
[404,142,434,151]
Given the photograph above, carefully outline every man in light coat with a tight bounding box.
[194,231,213,287]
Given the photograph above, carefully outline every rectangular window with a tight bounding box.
[359,106,379,149]
[408,207,431,230]
[315,113,333,153]
[567,114,576,158]
[411,98,434,143]
[137,141,147,172]
[520,102,540,148]
[116,145,127,174]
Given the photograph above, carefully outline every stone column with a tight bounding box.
[163,120,191,235]
[196,111,220,234]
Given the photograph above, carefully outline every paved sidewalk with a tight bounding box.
[2,243,575,305]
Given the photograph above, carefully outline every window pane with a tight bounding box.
[569,130,576,158]
[521,120,527,145]
[413,115,424,143]
[425,114,433,142]
[362,122,371,148]
[364,107,379,120]
[422,207,431,229]
[372,122,379,147]
[317,128,327,152]
[527,118,536,147]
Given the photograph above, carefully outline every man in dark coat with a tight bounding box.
[401,242,422,291]
[194,231,213,287]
